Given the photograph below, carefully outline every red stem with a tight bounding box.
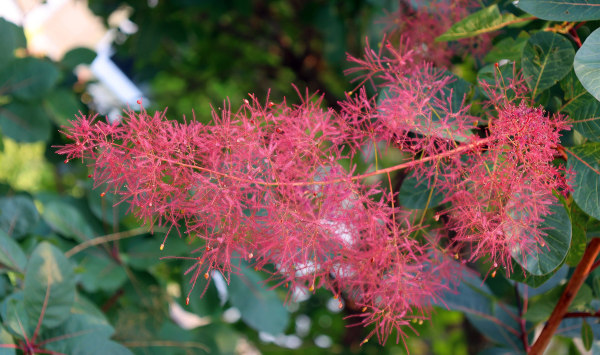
[562,311,600,319]
[529,238,600,355]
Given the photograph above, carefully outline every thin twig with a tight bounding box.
[140,137,492,187]
[65,227,152,258]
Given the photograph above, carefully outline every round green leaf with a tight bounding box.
[0,18,26,72]
[0,102,52,142]
[398,173,443,209]
[24,242,76,329]
[575,28,600,104]
[41,313,115,354]
[510,262,567,288]
[562,94,600,142]
[42,201,96,242]
[60,47,96,70]
[484,33,529,64]
[0,57,59,101]
[0,195,39,238]
[519,0,600,21]
[560,70,600,142]
[567,143,600,220]
[512,203,572,276]
[522,32,574,97]
[229,267,289,335]
[44,89,83,127]
[0,230,27,273]
[78,254,128,293]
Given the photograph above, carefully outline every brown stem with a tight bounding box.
[529,238,600,355]
[515,284,529,352]
[562,311,600,319]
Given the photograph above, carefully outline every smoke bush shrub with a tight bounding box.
[53,1,600,354]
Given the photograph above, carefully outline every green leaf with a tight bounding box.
[41,313,115,354]
[60,47,96,70]
[567,143,600,220]
[378,70,472,142]
[516,264,569,298]
[44,89,83,127]
[229,266,289,334]
[0,102,52,142]
[525,283,592,322]
[71,338,133,355]
[42,200,96,242]
[0,324,16,355]
[0,292,30,339]
[566,203,588,266]
[512,203,572,276]
[582,319,594,351]
[575,28,600,104]
[518,0,600,21]
[125,235,188,270]
[398,172,444,209]
[0,195,39,238]
[522,32,574,97]
[0,18,26,72]
[87,182,127,225]
[511,262,567,288]
[430,71,473,142]
[560,70,600,142]
[562,94,600,142]
[24,242,76,329]
[78,254,128,293]
[440,269,526,348]
[436,5,522,42]
[477,61,517,101]
[0,230,26,273]
[484,33,530,64]
[560,69,587,102]
[0,57,59,101]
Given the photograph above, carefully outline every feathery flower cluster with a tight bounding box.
[57,39,571,346]
[441,73,571,272]
[384,0,491,66]
[57,87,456,346]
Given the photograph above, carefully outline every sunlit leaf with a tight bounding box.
[24,242,76,329]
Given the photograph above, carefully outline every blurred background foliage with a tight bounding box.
[0,1,478,354]
[87,0,392,120]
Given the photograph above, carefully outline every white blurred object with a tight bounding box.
[90,54,146,111]
[168,302,211,329]
[0,0,148,115]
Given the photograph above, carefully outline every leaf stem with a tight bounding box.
[529,238,600,355]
